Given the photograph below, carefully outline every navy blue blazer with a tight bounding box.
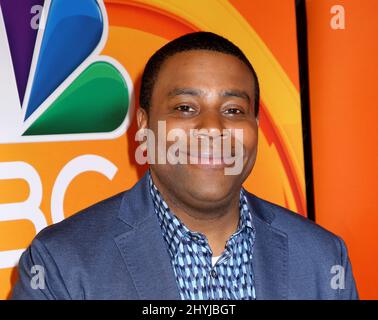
[12,173,358,299]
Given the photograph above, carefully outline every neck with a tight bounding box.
[150,170,241,256]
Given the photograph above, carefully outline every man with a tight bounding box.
[12,32,358,300]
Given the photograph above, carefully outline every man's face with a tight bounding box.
[138,50,258,206]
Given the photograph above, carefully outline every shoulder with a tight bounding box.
[245,192,344,254]
[13,190,135,299]
[34,191,128,252]
[245,192,358,299]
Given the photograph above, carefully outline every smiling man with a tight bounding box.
[12,32,358,300]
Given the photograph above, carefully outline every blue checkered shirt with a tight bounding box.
[148,172,256,300]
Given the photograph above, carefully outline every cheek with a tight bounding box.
[165,118,195,132]
[240,124,258,155]
[147,116,190,137]
[165,120,198,144]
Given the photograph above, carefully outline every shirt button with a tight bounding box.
[211,269,218,278]
[191,235,199,241]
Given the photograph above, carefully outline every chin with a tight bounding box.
[184,173,238,203]
[153,164,244,204]
[188,187,232,204]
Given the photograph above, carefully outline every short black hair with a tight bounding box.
[139,32,260,117]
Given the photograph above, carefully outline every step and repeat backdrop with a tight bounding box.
[306,0,378,299]
[0,0,376,299]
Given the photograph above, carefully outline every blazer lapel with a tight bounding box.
[114,173,180,300]
[246,193,289,300]
[114,176,288,300]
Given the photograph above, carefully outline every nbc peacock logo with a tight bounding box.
[0,0,134,144]
[0,0,134,271]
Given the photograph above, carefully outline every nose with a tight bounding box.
[195,110,227,138]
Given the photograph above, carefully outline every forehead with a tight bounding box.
[155,50,255,91]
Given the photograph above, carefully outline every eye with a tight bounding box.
[223,107,244,115]
[175,105,196,113]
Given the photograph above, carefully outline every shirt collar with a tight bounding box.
[148,170,255,257]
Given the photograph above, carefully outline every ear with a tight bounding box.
[137,107,149,130]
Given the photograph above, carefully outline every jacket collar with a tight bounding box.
[115,172,180,299]
[245,192,289,299]
[115,172,288,300]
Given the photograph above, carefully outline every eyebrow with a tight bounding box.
[220,89,251,104]
[167,88,205,97]
[168,88,251,104]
